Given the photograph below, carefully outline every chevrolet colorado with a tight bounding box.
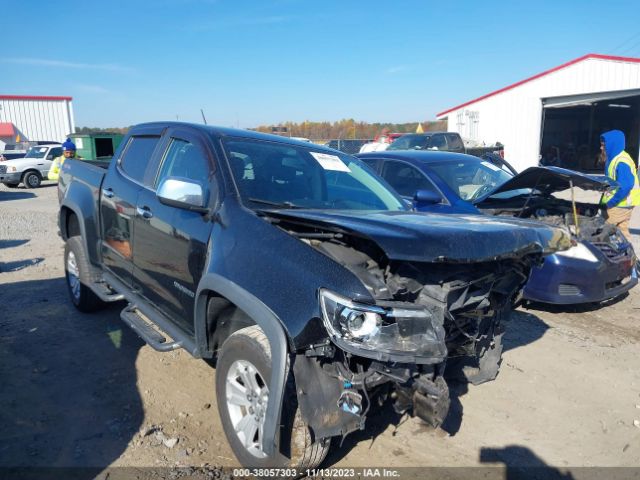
[57,122,570,469]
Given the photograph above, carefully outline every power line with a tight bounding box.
[619,37,640,56]
[611,31,640,54]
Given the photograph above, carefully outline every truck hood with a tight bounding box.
[478,166,616,200]
[264,209,571,263]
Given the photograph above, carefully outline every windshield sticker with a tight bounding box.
[310,152,351,172]
[481,161,501,172]
[39,147,47,152]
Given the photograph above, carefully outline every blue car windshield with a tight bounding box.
[428,159,527,201]
[222,137,407,211]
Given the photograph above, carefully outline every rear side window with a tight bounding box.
[382,160,440,197]
[120,136,160,184]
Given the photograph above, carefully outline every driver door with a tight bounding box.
[132,128,216,333]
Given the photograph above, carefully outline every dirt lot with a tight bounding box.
[1,182,639,478]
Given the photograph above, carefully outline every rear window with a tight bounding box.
[446,134,464,151]
[120,136,160,184]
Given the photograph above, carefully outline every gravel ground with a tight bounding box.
[1,182,639,479]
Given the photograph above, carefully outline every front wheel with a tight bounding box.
[216,325,329,469]
[22,171,42,189]
[64,236,106,312]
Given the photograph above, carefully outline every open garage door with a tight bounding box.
[540,89,640,172]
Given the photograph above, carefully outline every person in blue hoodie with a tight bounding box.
[48,138,79,181]
[600,130,640,240]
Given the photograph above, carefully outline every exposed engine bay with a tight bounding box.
[478,194,621,244]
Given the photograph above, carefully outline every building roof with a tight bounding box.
[0,94,72,101]
[436,53,640,118]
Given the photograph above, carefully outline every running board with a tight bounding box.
[120,305,182,352]
[91,281,125,302]
[102,271,200,357]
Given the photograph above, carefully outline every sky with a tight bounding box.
[3,0,640,129]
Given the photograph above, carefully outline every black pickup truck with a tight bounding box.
[57,122,570,469]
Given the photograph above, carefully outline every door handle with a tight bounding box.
[103,188,114,198]
[136,206,153,219]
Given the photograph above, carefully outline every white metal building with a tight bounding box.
[0,94,75,150]
[437,54,640,172]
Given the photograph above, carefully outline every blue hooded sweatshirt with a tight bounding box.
[601,129,636,208]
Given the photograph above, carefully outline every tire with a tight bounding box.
[22,170,42,189]
[216,325,329,469]
[64,236,106,313]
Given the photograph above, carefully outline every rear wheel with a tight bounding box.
[216,325,329,469]
[23,171,42,189]
[64,236,106,312]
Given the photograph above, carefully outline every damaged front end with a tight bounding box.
[266,210,570,442]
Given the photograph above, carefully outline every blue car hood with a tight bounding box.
[480,166,617,200]
[265,209,571,263]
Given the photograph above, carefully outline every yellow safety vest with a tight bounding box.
[47,155,64,181]
[602,151,640,207]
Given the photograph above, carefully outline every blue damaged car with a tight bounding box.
[357,150,638,305]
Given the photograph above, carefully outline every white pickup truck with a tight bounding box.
[0,144,63,188]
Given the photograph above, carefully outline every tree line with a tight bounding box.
[76,119,447,140]
[252,119,447,140]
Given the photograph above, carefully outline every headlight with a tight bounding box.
[555,242,598,263]
[319,289,447,363]
[8,166,17,172]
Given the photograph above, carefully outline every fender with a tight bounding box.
[195,273,290,458]
[60,181,102,268]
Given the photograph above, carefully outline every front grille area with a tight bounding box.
[558,284,581,296]
[0,165,7,174]
[592,242,626,260]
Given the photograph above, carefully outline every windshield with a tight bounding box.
[428,159,517,201]
[222,138,407,211]
[387,134,431,151]
[25,146,49,158]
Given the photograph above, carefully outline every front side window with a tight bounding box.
[381,160,439,198]
[222,138,406,211]
[155,138,211,188]
[120,136,161,184]
[50,147,63,158]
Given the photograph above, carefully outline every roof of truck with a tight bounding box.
[134,122,333,150]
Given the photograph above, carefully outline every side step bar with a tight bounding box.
[120,306,182,352]
[103,271,199,357]
[91,281,125,303]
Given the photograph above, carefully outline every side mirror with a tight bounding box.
[413,189,442,206]
[46,154,54,160]
[157,177,208,212]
